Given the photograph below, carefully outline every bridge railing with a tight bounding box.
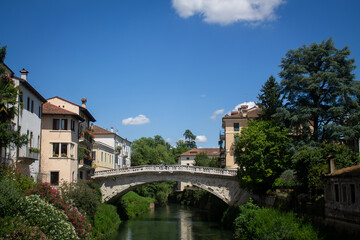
[93,165,237,177]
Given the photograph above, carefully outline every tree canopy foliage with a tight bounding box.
[183,129,197,149]
[257,75,282,120]
[276,38,360,142]
[234,120,292,194]
[194,152,219,168]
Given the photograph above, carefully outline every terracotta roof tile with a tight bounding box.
[92,125,114,135]
[179,148,220,157]
[47,96,96,122]
[325,164,360,177]
[42,102,84,120]
[223,107,261,119]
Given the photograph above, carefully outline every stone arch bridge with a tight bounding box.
[92,165,250,206]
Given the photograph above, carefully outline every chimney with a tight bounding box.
[110,127,114,133]
[328,155,336,173]
[116,129,118,135]
[81,98,87,108]
[20,68,29,81]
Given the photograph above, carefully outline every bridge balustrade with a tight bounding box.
[93,165,237,177]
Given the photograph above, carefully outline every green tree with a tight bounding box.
[0,43,28,161]
[257,75,282,120]
[292,143,360,198]
[183,129,197,148]
[234,120,292,194]
[170,139,191,163]
[277,38,360,142]
[194,152,219,167]
[131,136,176,166]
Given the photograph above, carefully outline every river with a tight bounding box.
[114,203,233,240]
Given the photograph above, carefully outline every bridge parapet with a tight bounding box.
[93,165,237,178]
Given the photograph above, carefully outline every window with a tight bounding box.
[350,184,356,204]
[334,184,339,202]
[234,135,239,143]
[27,97,30,111]
[30,132,33,148]
[79,171,83,180]
[61,143,68,157]
[342,184,347,203]
[70,144,74,158]
[19,91,23,103]
[53,143,59,157]
[31,100,34,113]
[72,171,75,182]
[38,106,41,117]
[101,152,103,162]
[105,154,107,163]
[234,123,240,131]
[71,120,75,131]
[61,119,68,130]
[53,119,60,130]
[50,172,59,185]
[91,151,96,161]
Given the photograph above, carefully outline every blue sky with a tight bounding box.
[1,0,360,147]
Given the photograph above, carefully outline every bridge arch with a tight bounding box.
[92,165,250,206]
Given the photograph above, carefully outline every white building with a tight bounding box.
[0,65,46,180]
[92,125,131,171]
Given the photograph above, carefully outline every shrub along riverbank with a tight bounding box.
[0,167,121,239]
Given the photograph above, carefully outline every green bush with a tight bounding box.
[273,169,300,189]
[0,177,22,217]
[19,195,78,240]
[234,200,318,240]
[92,203,121,239]
[117,191,154,219]
[60,180,101,221]
[0,216,48,239]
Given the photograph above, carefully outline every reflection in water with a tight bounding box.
[115,204,232,240]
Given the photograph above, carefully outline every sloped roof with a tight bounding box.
[223,107,261,119]
[179,148,220,157]
[325,164,360,177]
[47,96,96,122]
[92,125,132,144]
[92,125,113,135]
[42,102,84,121]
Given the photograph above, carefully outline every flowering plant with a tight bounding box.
[0,216,48,240]
[26,183,91,239]
[19,195,78,240]
[61,153,67,157]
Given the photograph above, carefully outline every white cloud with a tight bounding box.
[166,138,172,143]
[234,101,257,111]
[210,109,225,120]
[172,0,284,25]
[122,114,150,126]
[195,135,207,143]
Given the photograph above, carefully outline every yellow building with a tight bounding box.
[220,105,260,169]
[40,97,96,185]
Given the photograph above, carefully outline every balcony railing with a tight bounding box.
[79,129,94,145]
[79,158,93,169]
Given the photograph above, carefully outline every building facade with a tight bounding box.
[0,65,46,180]
[219,105,260,169]
[324,164,360,233]
[92,125,131,171]
[40,97,96,185]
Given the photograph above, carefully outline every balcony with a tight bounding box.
[79,158,93,170]
[79,129,94,147]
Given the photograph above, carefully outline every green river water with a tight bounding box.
[114,203,233,240]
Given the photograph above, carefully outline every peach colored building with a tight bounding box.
[219,105,261,169]
[40,97,96,185]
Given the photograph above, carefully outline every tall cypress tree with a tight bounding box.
[257,75,282,120]
[277,38,360,143]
